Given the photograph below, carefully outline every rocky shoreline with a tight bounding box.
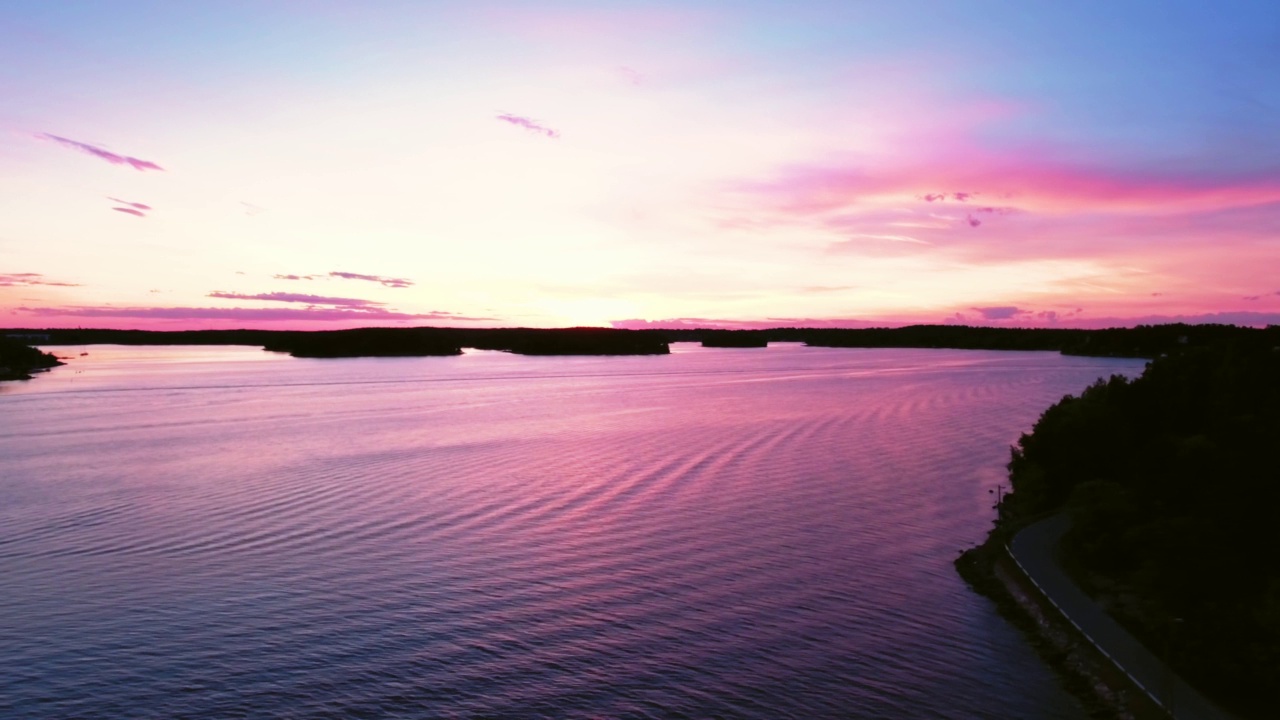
[956,526,1168,720]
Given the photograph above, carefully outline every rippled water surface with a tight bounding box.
[0,344,1146,719]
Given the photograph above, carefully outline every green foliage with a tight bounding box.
[1004,338,1280,714]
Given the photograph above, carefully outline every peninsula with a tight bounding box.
[957,332,1280,718]
[0,336,64,381]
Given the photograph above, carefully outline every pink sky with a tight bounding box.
[3,2,1279,330]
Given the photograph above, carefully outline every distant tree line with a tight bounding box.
[4,327,671,357]
[1002,330,1280,715]
[661,323,1265,357]
[8,323,1272,360]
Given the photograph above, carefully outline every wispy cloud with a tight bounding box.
[846,233,928,245]
[800,285,857,293]
[952,310,1280,329]
[826,233,930,255]
[108,197,151,210]
[0,272,80,287]
[970,305,1029,320]
[208,291,385,308]
[921,192,976,203]
[274,274,323,281]
[496,113,561,139]
[113,207,146,217]
[18,305,494,323]
[617,66,644,85]
[610,317,886,330]
[329,271,414,288]
[957,206,1017,231]
[616,309,1280,332]
[740,159,1280,218]
[35,133,163,171]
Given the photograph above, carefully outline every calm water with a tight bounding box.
[0,344,1146,719]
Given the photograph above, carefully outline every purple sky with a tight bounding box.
[3,1,1280,329]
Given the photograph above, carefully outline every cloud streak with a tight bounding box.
[108,197,151,210]
[208,291,385,308]
[615,309,1280,332]
[36,134,163,171]
[329,271,414,288]
[496,113,561,139]
[113,207,146,217]
[17,305,494,323]
[0,272,80,287]
[617,66,644,85]
[611,317,886,330]
[970,306,1029,320]
[741,159,1280,218]
[921,192,976,203]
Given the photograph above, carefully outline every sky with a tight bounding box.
[3,0,1280,330]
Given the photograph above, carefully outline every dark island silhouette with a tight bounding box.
[7,327,670,358]
[699,330,769,348]
[957,327,1280,719]
[262,328,464,358]
[0,335,64,380]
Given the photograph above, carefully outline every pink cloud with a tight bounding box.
[825,233,930,257]
[617,66,645,85]
[611,317,886,330]
[496,113,560,139]
[741,160,1280,217]
[329,271,413,288]
[16,305,494,324]
[800,285,857,293]
[108,197,151,210]
[957,310,1280,329]
[721,154,1280,275]
[0,272,80,287]
[112,207,146,217]
[613,309,1280,332]
[208,291,384,308]
[36,134,164,171]
[920,192,978,203]
[274,274,322,281]
[970,306,1029,320]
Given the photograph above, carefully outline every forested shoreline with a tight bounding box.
[974,329,1280,717]
[3,322,1270,359]
[0,337,63,380]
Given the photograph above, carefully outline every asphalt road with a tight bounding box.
[1008,515,1237,720]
